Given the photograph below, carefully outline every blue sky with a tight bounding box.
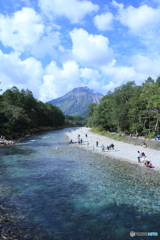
[1,0,160,102]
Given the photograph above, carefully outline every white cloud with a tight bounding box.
[100,53,160,94]
[39,60,82,102]
[100,66,143,94]
[80,68,101,82]
[38,0,99,23]
[132,55,160,77]
[112,0,160,34]
[94,12,114,31]
[30,31,61,59]
[0,7,44,52]
[0,50,43,99]
[80,67,103,91]
[112,0,124,10]
[101,63,137,85]
[69,28,113,67]
[86,79,103,93]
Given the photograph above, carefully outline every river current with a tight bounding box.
[0,128,160,240]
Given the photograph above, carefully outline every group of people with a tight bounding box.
[78,138,83,144]
[106,143,114,150]
[137,151,146,162]
[137,151,154,168]
[101,143,115,152]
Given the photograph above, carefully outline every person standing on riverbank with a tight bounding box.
[101,144,105,152]
[137,151,141,163]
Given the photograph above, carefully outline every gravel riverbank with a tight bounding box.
[65,127,160,172]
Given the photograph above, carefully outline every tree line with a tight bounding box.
[87,77,160,137]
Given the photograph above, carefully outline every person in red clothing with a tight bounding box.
[144,161,154,168]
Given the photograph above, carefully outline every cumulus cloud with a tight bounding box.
[132,55,160,77]
[101,62,137,87]
[80,67,104,92]
[39,60,82,102]
[112,0,160,34]
[100,53,160,94]
[30,30,61,59]
[94,12,114,31]
[0,50,43,99]
[0,7,44,53]
[38,0,99,23]
[69,28,113,67]
[80,68,101,83]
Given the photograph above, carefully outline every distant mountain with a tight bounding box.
[48,86,103,118]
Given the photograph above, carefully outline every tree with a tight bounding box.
[144,76,154,84]
[87,103,97,117]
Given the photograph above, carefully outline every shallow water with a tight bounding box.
[0,128,160,240]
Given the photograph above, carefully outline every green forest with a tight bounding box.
[87,77,160,138]
[0,86,65,138]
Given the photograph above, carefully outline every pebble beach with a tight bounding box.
[66,127,160,172]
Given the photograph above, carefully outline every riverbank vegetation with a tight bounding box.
[0,86,65,139]
[87,77,160,138]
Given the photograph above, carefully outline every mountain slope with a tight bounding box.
[48,86,103,118]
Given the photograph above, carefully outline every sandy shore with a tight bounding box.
[65,127,160,172]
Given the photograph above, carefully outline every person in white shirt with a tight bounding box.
[137,151,141,163]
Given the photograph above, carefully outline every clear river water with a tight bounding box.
[0,128,160,240]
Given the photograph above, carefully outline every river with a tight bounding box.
[0,128,160,240]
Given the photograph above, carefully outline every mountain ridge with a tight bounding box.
[48,86,103,118]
